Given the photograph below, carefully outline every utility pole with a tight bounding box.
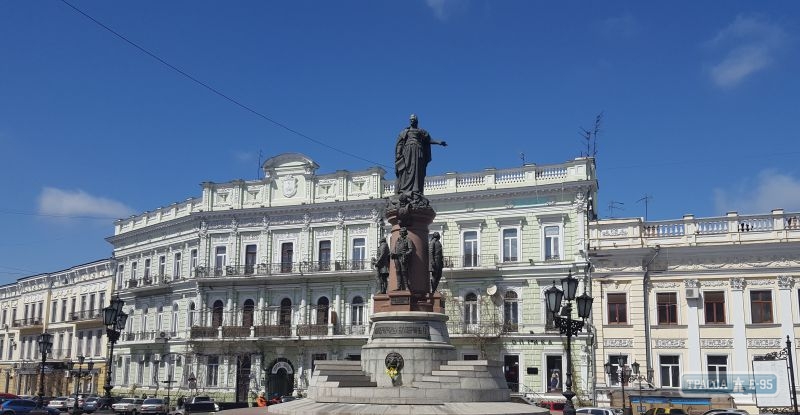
[608,201,624,218]
[636,195,653,221]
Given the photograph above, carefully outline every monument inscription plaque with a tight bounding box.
[373,322,430,339]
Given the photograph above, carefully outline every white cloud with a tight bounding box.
[714,170,800,215]
[425,0,465,21]
[705,15,786,88]
[37,187,136,220]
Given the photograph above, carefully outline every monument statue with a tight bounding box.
[391,227,414,291]
[429,232,443,292]
[394,114,447,198]
[372,238,390,294]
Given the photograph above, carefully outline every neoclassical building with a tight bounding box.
[0,260,114,398]
[589,210,800,412]
[106,153,598,402]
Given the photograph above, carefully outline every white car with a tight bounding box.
[47,397,70,411]
[112,398,144,415]
[577,408,621,415]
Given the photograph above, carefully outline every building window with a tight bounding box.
[190,249,198,273]
[61,300,67,322]
[660,355,680,387]
[244,245,257,275]
[750,290,773,324]
[211,300,224,328]
[503,291,519,332]
[242,299,254,327]
[131,262,138,280]
[464,293,478,326]
[143,259,151,280]
[502,228,518,262]
[280,243,293,273]
[279,299,292,326]
[316,297,330,325]
[173,252,182,278]
[704,291,725,324]
[544,225,561,261]
[117,265,124,288]
[188,302,195,328]
[351,296,364,326]
[318,241,331,271]
[707,355,728,388]
[607,355,628,386]
[463,231,479,267]
[352,238,366,270]
[207,356,219,386]
[214,247,227,276]
[159,255,166,276]
[51,301,57,323]
[607,293,628,324]
[142,308,149,333]
[172,304,179,333]
[656,292,678,325]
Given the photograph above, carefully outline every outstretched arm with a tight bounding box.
[430,139,447,147]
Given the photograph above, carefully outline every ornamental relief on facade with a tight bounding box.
[700,338,734,348]
[240,232,260,242]
[315,228,334,238]
[777,275,795,289]
[747,338,782,348]
[653,339,686,348]
[348,225,369,236]
[701,280,728,287]
[746,279,774,286]
[604,338,634,348]
[650,282,682,289]
[600,228,629,237]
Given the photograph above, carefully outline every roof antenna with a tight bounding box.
[257,149,263,179]
[636,195,653,221]
[520,152,526,166]
[608,201,624,218]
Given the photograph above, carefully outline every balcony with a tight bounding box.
[591,210,800,249]
[296,324,327,336]
[70,308,103,322]
[192,259,373,278]
[443,254,498,269]
[12,318,43,329]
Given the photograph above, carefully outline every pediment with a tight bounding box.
[262,153,319,178]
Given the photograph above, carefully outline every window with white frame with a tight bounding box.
[707,355,728,388]
[51,301,57,323]
[352,238,366,270]
[351,296,365,326]
[172,304,179,333]
[142,308,149,333]
[503,291,519,332]
[244,245,257,275]
[137,357,144,385]
[144,259,151,280]
[159,255,166,276]
[463,231,479,267]
[318,241,332,271]
[173,252,182,278]
[117,264,124,288]
[544,225,561,261]
[464,293,478,326]
[95,329,102,356]
[188,302,196,328]
[659,355,680,387]
[207,356,219,386]
[123,356,130,386]
[214,247,227,276]
[607,355,628,386]
[190,249,198,273]
[157,307,164,331]
[502,228,519,262]
[131,261,138,280]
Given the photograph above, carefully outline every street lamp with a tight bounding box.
[606,358,632,415]
[631,361,643,415]
[37,332,54,407]
[545,270,594,415]
[67,356,94,414]
[103,295,128,400]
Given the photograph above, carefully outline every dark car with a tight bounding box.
[0,399,60,415]
[82,398,99,414]
[173,403,217,415]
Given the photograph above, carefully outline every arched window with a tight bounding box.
[351,296,364,326]
[242,299,255,327]
[316,297,329,325]
[279,298,292,326]
[503,291,519,332]
[187,302,196,327]
[464,293,478,325]
[211,300,224,328]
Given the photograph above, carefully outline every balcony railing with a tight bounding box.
[254,325,291,337]
[12,318,43,328]
[296,324,327,336]
[193,259,373,278]
[443,255,498,269]
[70,308,103,322]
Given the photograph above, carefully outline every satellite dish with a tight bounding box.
[486,285,497,296]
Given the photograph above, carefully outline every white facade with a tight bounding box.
[107,153,598,403]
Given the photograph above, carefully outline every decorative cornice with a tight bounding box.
[653,339,686,349]
[747,338,782,348]
[700,338,734,348]
[604,338,634,348]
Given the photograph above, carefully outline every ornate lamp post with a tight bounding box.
[68,356,94,414]
[631,361,643,415]
[36,332,54,408]
[606,358,632,415]
[545,270,593,415]
[103,296,128,400]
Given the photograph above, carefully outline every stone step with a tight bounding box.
[419,375,461,383]
[335,379,378,387]
[438,364,486,371]
[323,374,373,382]
[431,369,492,377]
[444,359,498,366]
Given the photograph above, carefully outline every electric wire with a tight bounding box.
[58,0,387,169]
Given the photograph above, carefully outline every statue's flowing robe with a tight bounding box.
[395,127,433,194]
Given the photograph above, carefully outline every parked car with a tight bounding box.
[173,402,217,415]
[111,398,143,415]
[0,395,18,406]
[47,397,70,412]
[64,396,84,411]
[1,399,60,415]
[645,408,689,415]
[139,399,166,415]
[703,410,749,415]
[81,398,99,414]
[578,407,620,415]
[187,398,217,412]
[92,397,120,411]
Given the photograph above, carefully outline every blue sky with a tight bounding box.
[2,1,799,283]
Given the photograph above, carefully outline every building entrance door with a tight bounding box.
[503,355,519,392]
[267,358,294,399]
[235,355,251,402]
[546,355,563,392]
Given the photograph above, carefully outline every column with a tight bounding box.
[778,276,798,385]
[729,278,753,405]
[685,280,701,370]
